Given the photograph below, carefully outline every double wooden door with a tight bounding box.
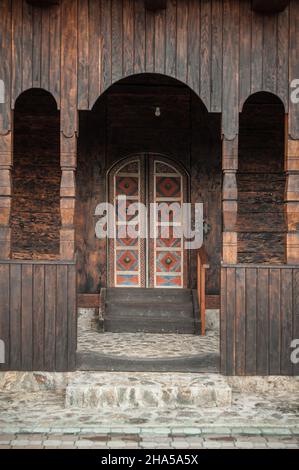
[108,155,188,288]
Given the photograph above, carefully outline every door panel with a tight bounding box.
[109,155,188,288]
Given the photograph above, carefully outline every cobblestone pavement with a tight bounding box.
[0,430,298,449]
[78,310,219,358]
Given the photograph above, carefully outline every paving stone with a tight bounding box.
[10,440,30,447]
[235,441,254,449]
[201,427,232,435]
[0,445,11,449]
[44,440,62,447]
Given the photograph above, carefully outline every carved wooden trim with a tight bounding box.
[0,131,12,258]
[222,137,238,264]
[60,133,76,261]
[285,138,299,264]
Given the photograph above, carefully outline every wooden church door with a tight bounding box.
[108,155,188,288]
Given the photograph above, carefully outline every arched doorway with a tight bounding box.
[108,153,189,289]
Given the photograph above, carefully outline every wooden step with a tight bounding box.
[102,287,200,334]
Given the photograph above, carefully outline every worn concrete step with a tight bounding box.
[65,372,232,409]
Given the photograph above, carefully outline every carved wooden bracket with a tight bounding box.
[252,0,289,14]
[145,0,166,11]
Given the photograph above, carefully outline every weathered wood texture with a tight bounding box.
[237,94,286,264]
[11,90,61,258]
[0,260,76,371]
[221,265,299,376]
[0,0,297,139]
[76,78,222,296]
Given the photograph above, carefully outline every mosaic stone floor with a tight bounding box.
[77,309,219,358]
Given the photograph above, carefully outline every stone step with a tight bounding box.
[103,317,199,334]
[106,288,193,303]
[65,372,232,409]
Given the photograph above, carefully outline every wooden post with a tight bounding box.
[285,138,299,264]
[222,137,238,264]
[0,131,12,258]
[60,133,77,260]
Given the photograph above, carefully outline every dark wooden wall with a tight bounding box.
[0,0,299,140]
[237,93,286,264]
[11,89,61,258]
[221,265,299,376]
[0,260,77,372]
[76,77,222,295]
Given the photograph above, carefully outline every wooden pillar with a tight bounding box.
[0,131,12,258]
[60,133,77,260]
[285,139,299,264]
[222,137,238,264]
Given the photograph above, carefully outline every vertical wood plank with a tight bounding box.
[10,264,21,370]
[277,7,289,110]
[226,267,236,374]
[78,0,89,109]
[211,0,223,112]
[187,0,200,96]
[33,264,45,370]
[32,6,42,88]
[89,0,101,108]
[154,9,166,75]
[41,7,50,92]
[269,268,281,374]
[263,14,277,94]
[200,0,211,110]
[61,0,78,134]
[245,268,257,375]
[134,0,145,74]
[220,267,227,374]
[21,264,33,371]
[49,2,61,105]
[22,0,33,92]
[67,265,77,370]
[112,0,123,84]
[12,0,23,105]
[281,268,293,374]
[176,0,188,84]
[44,264,56,371]
[251,10,263,94]
[239,0,251,109]
[0,265,9,370]
[100,0,112,93]
[145,5,155,73]
[165,0,176,78]
[0,0,12,131]
[222,0,239,140]
[235,267,246,375]
[289,0,299,139]
[123,0,134,77]
[293,269,299,376]
[55,265,68,371]
[256,268,269,375]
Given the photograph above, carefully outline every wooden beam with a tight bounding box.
[144,0,166,11]
[252,0,289,14]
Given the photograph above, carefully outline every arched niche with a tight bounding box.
[11,88,61,259]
